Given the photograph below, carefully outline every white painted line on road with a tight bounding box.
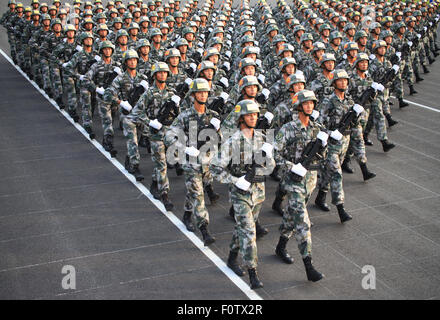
[0,49,263,300]
[391,95,440,113]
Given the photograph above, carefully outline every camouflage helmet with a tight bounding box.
[266,24,279,34]
[116,29,129,39]
[189,78,210,94]
[79,31,93,43]
[123,49,139,63]
[287,72,306,86]
[300,33,314,43]
[343,41,359,53]
[41,13,51,21]
[296,89,317,106]
[354,52,370,67]
[163,48,181,60]
[182,26,195,36]
[128,22,140,30]
[149,27,162,37]
[319,53,336,67]
[241,46,260,57]
[344,22,356,32]
[329,30,343,42]
[240,34,256,46]
[203,47,220,59]
[99,40,115,53]
[372,40,387,52]
[82,17,95,26]
[238,75,262,93]
[293,25,306,34]
[97,23,109,32]
[354,30,368,41]
[238,57,257,72]
[174,38,189,48]
[319,23,331,33]
[136,39,151,50]
[196,60,216,77]
[64,23,76,32]
[331,69,350,84]
[96,12,107,20]
[51,18,62,28]
[272,34,287,44]
[31,9,40,16]
[279,43,295,56]
[151,61,170,77]
[279,57,297,72]
[234,99,260,118]
[112,17,123,25]
[380,29,394,40]
[312,41,326,53]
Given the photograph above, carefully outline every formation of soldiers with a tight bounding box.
[2,0,439,290]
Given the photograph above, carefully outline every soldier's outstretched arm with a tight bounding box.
[209,138,236,185]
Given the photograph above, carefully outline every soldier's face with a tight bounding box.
[332,38,341,46]
[302,101,315,114]
[358,60,368,71]
[213,44,222,52]
[282,51,293,58]
[114,22,122,29]
[119,36,128,45]
[156,71,168,82]
[384,36,392,45]
[140,46,150,55]
[169,56,179,67]
[130,29,138,36]
[126,58,138,70]
[296,30,304,38]
[324,60,335,71]
[83,38,93,47]
[243,113,258,128]
[178,45,187,54]
[244,85,258,97]
[66,30,75,38]
[43,20,51,27]
[84,23,93,30]
[359,37,367,46]
[185,33,194,41]
[152,35,162,43]
[303,40,312,49]
[243,66,255,75]
[322,29,330,37]
[377,46,386,56]
[161,28,169,35]
[347,29,355,36]
[194,91,209,103]
[348,49,358,58]
[202,69,214,80]
[335,78,348,90]
[53,24,61,32]
[99,30,108,38]
[315,49,324,59]
[293,82,305,92]
[102,48,113,57]
[208,55,219,65]
[285,64,295,75]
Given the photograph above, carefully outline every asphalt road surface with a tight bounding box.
[1,0,440,300]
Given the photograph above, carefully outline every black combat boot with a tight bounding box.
[363,133,373,146]
[68,110,79,122]
[175,163,184,176]
[409,85,418,95]
[56,96,65,109]
[248,268,263,289]
[428,57,435,65]
[359,162,376,181]
[204,184,220,204]
[275,236,294,264]
[199,223,216,246]
[385,113,399,127]
[255,220,268,239]
[414,73,424,83]
[183,211,195,232]
[398,98,409,109]
[102,135,117,156]
[337,204,352,223]
[272,187,286,216]
[423,64,431,73]
[84,125,95,140]
[433,51,439,57]
[315,190,330,212]
[229,205,235,219]
[227,251,245,277]
[160,192,174,211]
[269,165,281,181]
[341,157,354,174]
[303,256,323,282]
[381,139,396,152]
[129,164,144,181]
[149,180,160,199]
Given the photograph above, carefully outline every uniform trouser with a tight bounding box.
[50,64,63,99]
[30,52,41,82]
[279,171,316,259]
[229,184,264,269]
[364,96,388,141]
[184,166,214,213]
[346,114,368,164]
[63,75,77,113]
[97,97,116,136]
[122,118,141,165]
[391,66,405,100]
[403,57,415,86]
[318,136,350,206]
[150,138,170,195]
[7,32,16,60]
[184,167,210,229]
[80,87,93,128]
[40,58,51,91]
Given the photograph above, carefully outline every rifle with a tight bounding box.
[175,78,192,99]
[332,104,365,137]
[207,92,229,114]
[127,79,149,106]
[359,86,377,106]
[150,96,180,133]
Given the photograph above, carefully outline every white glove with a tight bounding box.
[185,78,192,85]
[76,45,83,52]
[235,175,251,191]
[171,95,181,105]
[149,119,163,130]
[262,88,270,100]
[372,82,384,92]
[264,111,274,124]
[222,61,230,71]
[114,66,122,75]
[291,163,307,177]
[424,26,428,32]
[310,110,320,121]
[185,146,200,157]
[226,34,232,40]
[417,34,422,39]
[196,48,204,55]
[189,63,197,72]
[228,27,233,33]
[353,104,364,115]
[429,22,432,27]
[342,54,347,60]
[62,62,68,68]
[140,80,149,90]
[197,41,204,48]
[396,52,402,58]
[369,54,376,60]
[219,77,229,88]
[392,64,400,73]
[408,41,413,47]
[255,59,262,67]
[220,91,229,102]
[317,131,329,147]
[96,87,105,95]
[208,27,213,33]
[79,75,85,81]
[330,129,343,141]
[255,40,259,46]
[94,55,101,62]
[225,50,232,58]
[257,74,265,84]
[226,40,232,47]
[210,117,221,131]
[120,100,133,113]
[199,34,205,40]
[261,142,273,158]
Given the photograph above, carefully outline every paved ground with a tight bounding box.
[1,1,440,300]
